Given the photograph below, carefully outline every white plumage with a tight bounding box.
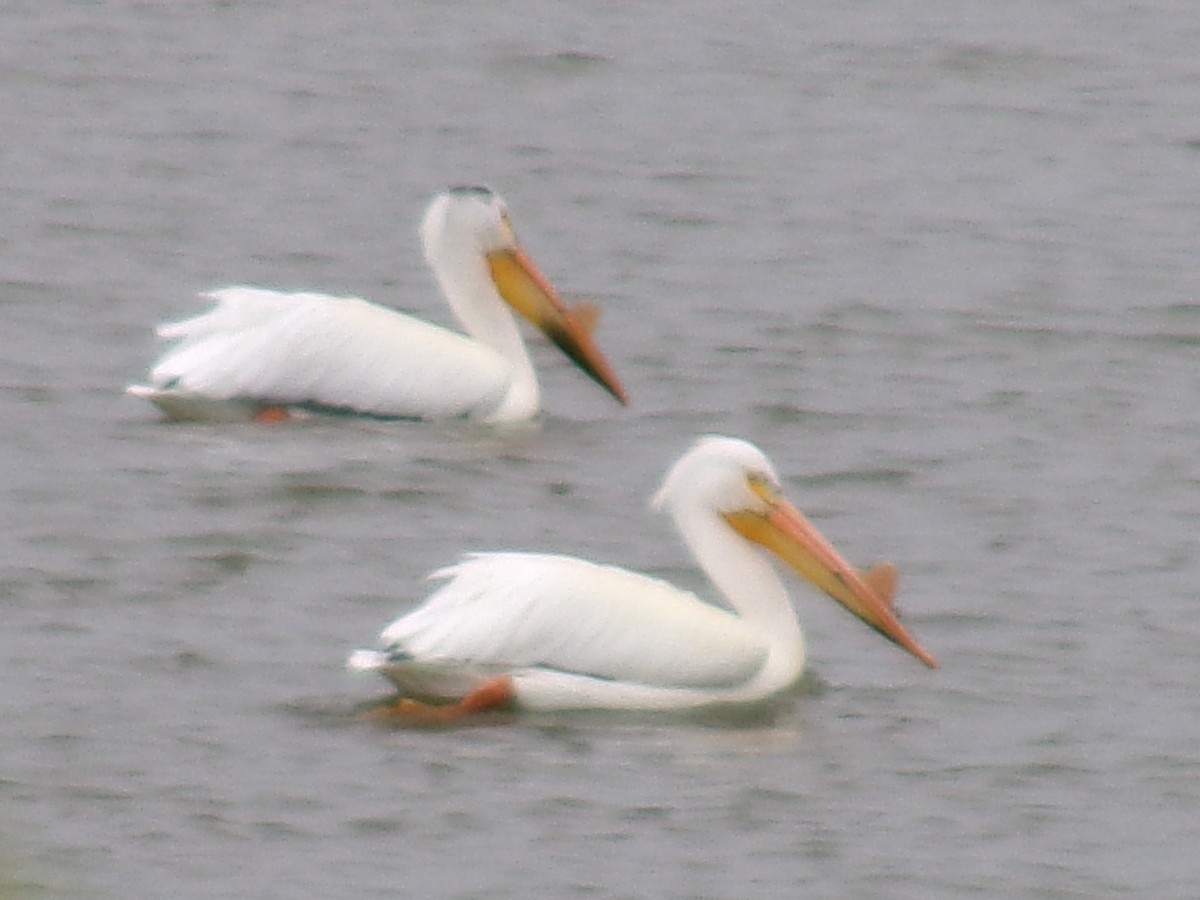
[349,436,938,716]
[372,552,768,688]
[127,186,627,422]
[138,287,511,418]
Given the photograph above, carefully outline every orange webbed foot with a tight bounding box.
[363,676,516,727]
[254,405,292,424]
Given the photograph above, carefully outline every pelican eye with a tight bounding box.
[745,471,779,505]
[498,211,518,245]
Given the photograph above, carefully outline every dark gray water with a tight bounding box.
[4,2,1200,897]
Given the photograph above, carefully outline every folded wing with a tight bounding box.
[374,552,770,690]
[139,287,513,418]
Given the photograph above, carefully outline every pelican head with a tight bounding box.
[654,435,939,668]
[420,186,628,406]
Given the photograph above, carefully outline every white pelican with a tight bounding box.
[126,186,627,422]
[348,435,938,721]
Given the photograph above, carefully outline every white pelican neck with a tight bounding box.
[420,198,539,421]
[669,503,806,690]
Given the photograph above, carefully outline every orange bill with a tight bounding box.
[487,248,628,405]
[725,496,938,668]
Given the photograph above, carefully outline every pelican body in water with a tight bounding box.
[127,186,627,422]
[349,436,938,720]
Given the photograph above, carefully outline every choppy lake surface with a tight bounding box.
[3,2,1200,897]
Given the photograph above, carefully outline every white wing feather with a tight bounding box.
[374,552,769,690]
[142,287,513,418]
